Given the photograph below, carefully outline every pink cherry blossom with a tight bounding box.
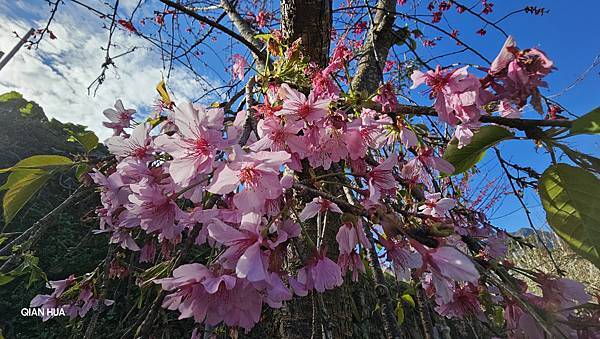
[127,178,184,240]
[373,82,399,113]
[344,112,390,160]
[207,147,291,212]
[278,83,331,123]
[250,116,307,154]
[156,263,263,331]
[368,155,398,202]
[154,102,224,187]
[338,251,365,282]
[299,196,343,221]
[453,122,480,149]
[418,192,456,217]
[232,54,248,80]
[382,239,422,281]
[290,250,343,294]
[207,213,269,282]
[411,66,488,126]
[335,219,371,254]
[105,122,153,160]
[103,99,135,136]
[435,284,485,320]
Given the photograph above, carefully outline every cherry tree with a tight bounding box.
[1,0,599,338]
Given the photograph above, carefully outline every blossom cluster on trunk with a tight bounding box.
[31,36,594,338]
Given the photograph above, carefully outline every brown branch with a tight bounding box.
[393,104,573,130]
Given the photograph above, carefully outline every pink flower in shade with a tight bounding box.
[305,123,349,170]
[381,239,422,281]
[368,155,398,202]
[139,241,157,263]
[30,276,76,321]
[207,213,269,282]
[127,178,184,240]
[207,147,291,212]
[338,251,365,282]
[250,117,307,155]
[418,192,456,217]
[418,245,479,303]
[154,102,224,187]
[373,82,399,113]
[259,272,293,308]
[290,250,343,295]
[538,275,591,310]
[435,284,485,320]
[109,230,140,251]
[278,83,331,123]
[401,148,455,184]
[336,219,371,254]
[232,54,248,80]
[105,122,153,160]
[428,247,479,283]
[299,196,343,222]
[155,264,263,331]
[103,99,135,135]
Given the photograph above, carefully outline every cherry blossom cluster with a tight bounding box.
[30,275,114,322]
[411,36,554,148]
[31,35,593,337]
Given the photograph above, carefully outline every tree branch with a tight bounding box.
[159,0,267,61]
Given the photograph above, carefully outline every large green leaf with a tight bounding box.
[570,107,600,135]
[538,164,600,268]
[3,171,51,225]
[0,155,73,173]
[66,130,99,152]
[443,125,513,175]
[0,169,45,191]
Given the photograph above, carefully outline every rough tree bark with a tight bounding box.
[280,0,333,67]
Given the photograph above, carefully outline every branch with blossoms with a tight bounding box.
[2,1,599,338]
[4,33,596,338]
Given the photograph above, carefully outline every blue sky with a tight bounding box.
[1,0,598,232]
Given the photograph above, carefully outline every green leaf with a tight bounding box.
[3,171,51,224]
[67,130,99,152]
[538,164,600,268]
[0,273,16,286]
[0,155,73,173]
[75,164,91,181]
[0,169,45,191]
[401,294,416,308]
[570,107,600,135]
[443,126,513,175]
[395,301,405,326]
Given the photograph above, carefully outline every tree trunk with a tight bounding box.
[280,0,332,67]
